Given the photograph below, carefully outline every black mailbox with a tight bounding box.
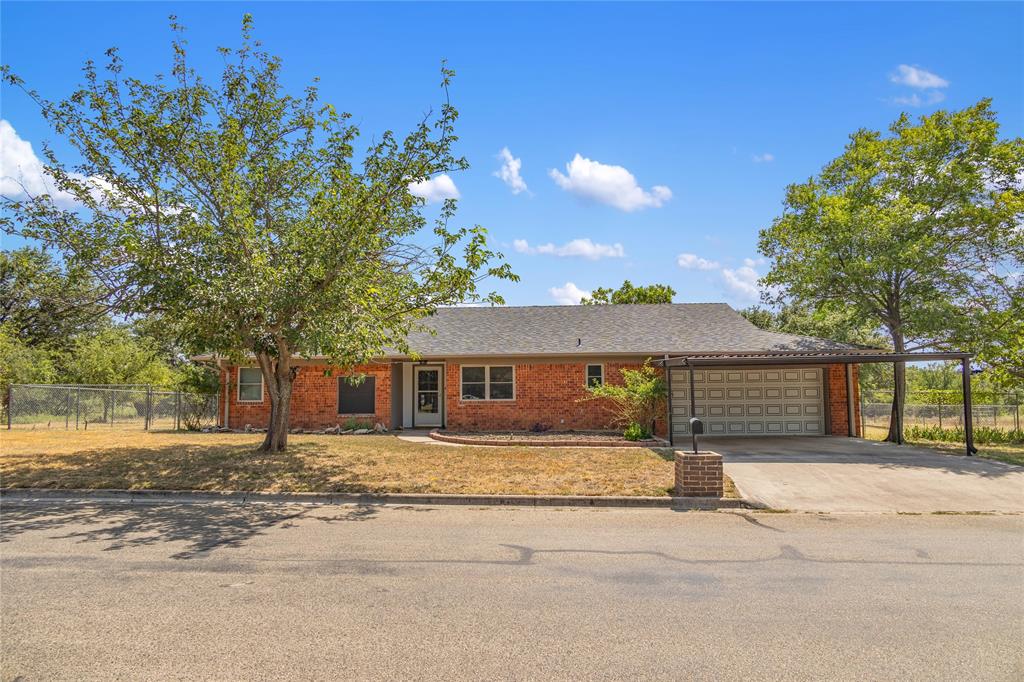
[689,417,704,454]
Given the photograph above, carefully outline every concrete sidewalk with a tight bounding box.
[708,436,1024,513]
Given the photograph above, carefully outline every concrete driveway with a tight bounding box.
[706,437,1024,513]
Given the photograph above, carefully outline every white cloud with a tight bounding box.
[889,65,949,108]
[890,64,949,89]
[549,281,591,305]
[408,174,460,203]
[743,257,766,268]
[549,154,671,212]
[892,91,946,107]
[721,265,762,301]
[514,237,625,260]
[751,153,775,163]
[0,120,83,208]
[494,147,528,195]
[676,252,720,270]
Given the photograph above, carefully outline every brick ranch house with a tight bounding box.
[210,303,877,443]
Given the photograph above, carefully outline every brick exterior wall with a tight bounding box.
[826,363,861,437]
[217,359,861,438]
[443,361,667,435]
[220,363,392,431]
[674,452,724,497]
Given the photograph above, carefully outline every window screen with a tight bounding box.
[461,366,486,400]
[338,376,376,414]
[488,366,514,400]
[461,365,514,400]
[238,367,263,402]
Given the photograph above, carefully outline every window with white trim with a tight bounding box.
[237,367,264,402]
[586,364,604,388]
[460,365,515,401]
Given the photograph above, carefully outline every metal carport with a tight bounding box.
[657,351,978,456]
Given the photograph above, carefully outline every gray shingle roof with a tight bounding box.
[400,303,866,357]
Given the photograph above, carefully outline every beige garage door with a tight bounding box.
[671,367,825,437]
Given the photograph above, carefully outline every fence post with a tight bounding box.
[111,390,115,428]
[65,388,71,430]
[6,385,11,430]
[76,388,81,430]
[937,392,942,430]
[144,386,151,430]
[175,391,181,431]
[1015,394,1020,432]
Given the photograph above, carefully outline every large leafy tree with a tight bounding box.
[759,100,1023,442]
[0,246,106,349]
[581,280,675,305]
[1,16,516,450]
[972,283,1024,390]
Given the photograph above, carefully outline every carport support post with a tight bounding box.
[845,364,856,437]
[962,358,976,456]
[664,355,674,447]
[688,360,697,443]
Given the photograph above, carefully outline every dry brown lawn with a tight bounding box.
[0,429,706,497]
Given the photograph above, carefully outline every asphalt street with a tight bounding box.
[1,501,1022,681]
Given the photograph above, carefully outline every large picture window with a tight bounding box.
[237,367,264,402]
[460,365,515,401]
[338,376,376,414]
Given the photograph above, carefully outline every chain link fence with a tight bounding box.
[861,389,1022,434]
[4,384,219,431]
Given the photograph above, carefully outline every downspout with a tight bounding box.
[221,359,230,429]
[846,364,856,437]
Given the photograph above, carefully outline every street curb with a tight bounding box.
[0,487,749,510]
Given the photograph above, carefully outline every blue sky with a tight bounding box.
[2,2,1022,308]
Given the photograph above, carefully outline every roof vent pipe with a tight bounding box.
[576,338,582,347]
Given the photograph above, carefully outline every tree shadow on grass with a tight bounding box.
[0,501,383,559]
[1,440,394,493]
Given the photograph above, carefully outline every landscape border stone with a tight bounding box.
[428,430,670,448]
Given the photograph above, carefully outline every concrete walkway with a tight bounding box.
[708,436,1024,513]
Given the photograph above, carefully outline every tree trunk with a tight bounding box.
[257,351,296,452]
[885,334,906,444]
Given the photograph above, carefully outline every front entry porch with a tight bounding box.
[392,362,446,429]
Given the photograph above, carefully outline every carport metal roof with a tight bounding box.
[656,350,978,456]
[655,350,972,367]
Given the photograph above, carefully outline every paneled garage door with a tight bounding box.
[670,367,825,437]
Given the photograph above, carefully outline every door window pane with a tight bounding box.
[418,392,439,413]
[417,370,438,391]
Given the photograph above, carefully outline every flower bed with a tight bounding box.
[429,430,668,447]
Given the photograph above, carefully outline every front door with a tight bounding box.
[414,366,443,427]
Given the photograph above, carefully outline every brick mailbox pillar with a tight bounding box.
[674,452,724,498]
